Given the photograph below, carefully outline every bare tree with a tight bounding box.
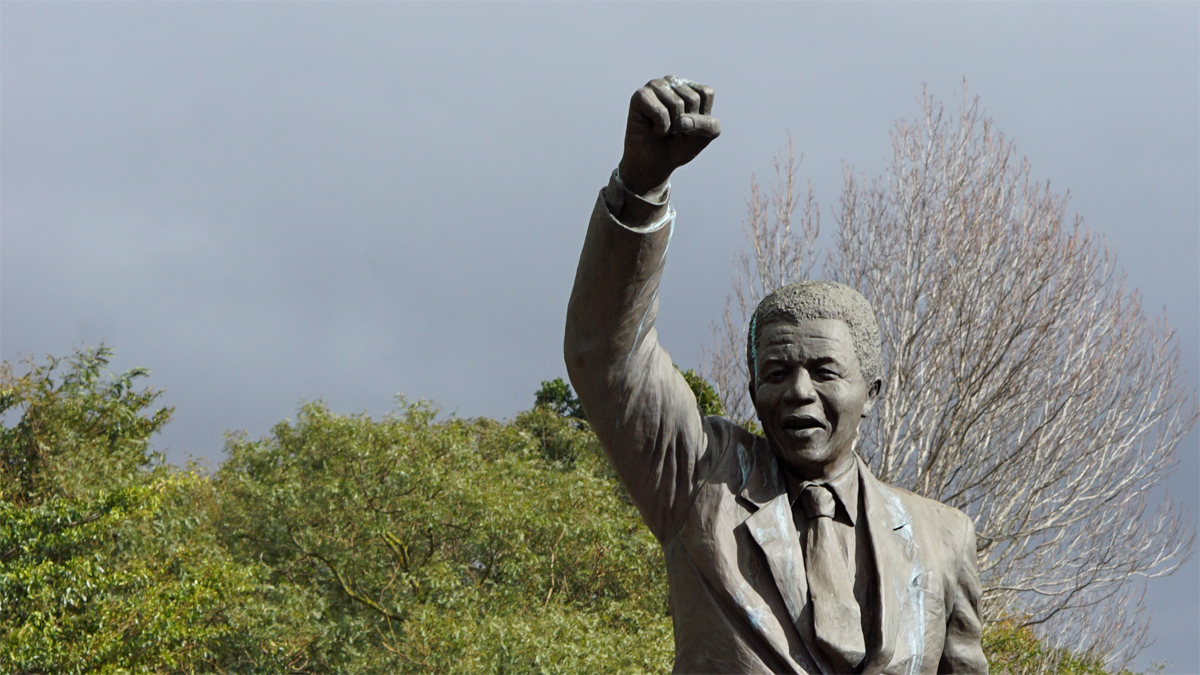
[702,136,821,425]
[705,84,1196,667]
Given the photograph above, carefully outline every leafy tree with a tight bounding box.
[538,371,725,421]
[0,346,172,504]
[704,85,1196,667]
[979,618,1158,675]
[214,399,672,673]
[534,377,586,422]
[677,367,725,417]
[3,347,1163,673]
[0,347,311,674]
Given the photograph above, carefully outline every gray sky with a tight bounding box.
[2,2,1196,670]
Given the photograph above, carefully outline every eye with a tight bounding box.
[814,367,841,381]
[764,367,787,383]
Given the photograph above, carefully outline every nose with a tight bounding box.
[784,368,817,404]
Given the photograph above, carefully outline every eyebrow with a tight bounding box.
[758,353,845,367]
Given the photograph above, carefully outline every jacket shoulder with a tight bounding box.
[873,476,975,546]
[693,416,773,490]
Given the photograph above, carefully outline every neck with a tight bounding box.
[782,451,856,484]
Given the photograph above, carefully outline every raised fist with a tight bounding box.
[618,76,721,196]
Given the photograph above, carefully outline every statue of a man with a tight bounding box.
[564,76,987,674]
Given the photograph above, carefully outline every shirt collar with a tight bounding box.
[785,456,860,526]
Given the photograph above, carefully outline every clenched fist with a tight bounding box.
[618,76,721,196]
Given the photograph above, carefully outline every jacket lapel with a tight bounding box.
[744,493,808,625]
[857,456,914,675]
[737,444,830,675]
[735,446,919,675]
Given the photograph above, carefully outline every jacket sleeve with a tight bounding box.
[563,178,717,544]
[939,512,988,674]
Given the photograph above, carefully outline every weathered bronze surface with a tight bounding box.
[564,77,987,674]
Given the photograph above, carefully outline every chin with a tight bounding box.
[773,438,856,478]
[773,443,835,470]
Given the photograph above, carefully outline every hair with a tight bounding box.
[746,280,882,390]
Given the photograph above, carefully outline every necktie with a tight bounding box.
[800,484,866,673]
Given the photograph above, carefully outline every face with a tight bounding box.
[751,318,880,482]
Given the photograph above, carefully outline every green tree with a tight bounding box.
[979,618,1152,675]
[533,377,586,422]
[0,347,311,674]
[538,370,725,420]
[677,367,725,417]
[3,346,1157,673]
[214,399,672,673]
[0,346,172,504]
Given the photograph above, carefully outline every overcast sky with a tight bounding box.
[2,2,1196,670]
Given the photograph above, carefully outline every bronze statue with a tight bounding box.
[564,76,987,674]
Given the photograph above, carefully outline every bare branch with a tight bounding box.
[707,82,1197,665]
[703,135,820,425]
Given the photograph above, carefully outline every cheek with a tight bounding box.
[754,389,787,423]
[825,390,861,425]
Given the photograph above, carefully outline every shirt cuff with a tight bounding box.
[602,169,672,232]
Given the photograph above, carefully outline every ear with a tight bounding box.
[861,378,882,418]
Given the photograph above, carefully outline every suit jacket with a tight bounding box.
[564,181,987,674]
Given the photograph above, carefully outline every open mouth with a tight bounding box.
[783,415,825,432]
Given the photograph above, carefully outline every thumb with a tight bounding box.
[672,114,722,138]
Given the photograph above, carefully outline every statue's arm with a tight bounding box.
[564,77,720,543]
[939,512,988,674]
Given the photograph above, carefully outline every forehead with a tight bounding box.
[757,318,857,362]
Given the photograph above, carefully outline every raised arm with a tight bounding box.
[564,77,721,542]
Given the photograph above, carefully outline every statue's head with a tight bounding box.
[746,281,883,480]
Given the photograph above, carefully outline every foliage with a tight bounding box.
[979,618,1151,675]
[535,369,725,420]
[703,84,1196,666]
[533,377,586,422]
[0,347,311,674]
[0,346,173,504]
[214,399,672,673]
[0,475,312,674]
[677,367,726,417]
[2,347,1158,673]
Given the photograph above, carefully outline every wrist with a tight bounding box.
[617,157,670,198]
[605,169,670,228]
